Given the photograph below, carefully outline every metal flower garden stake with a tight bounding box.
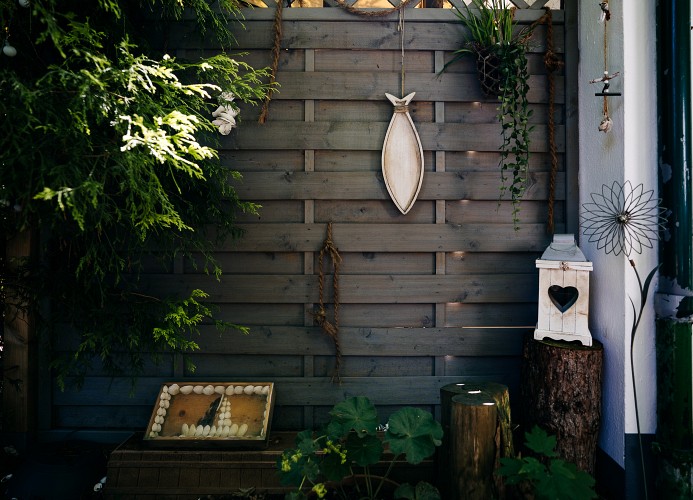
[581,180,667,498]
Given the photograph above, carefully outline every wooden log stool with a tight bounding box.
[439,382,514,500]
[521,336,603,475]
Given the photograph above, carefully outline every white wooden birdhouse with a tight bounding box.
[534,234,593,346]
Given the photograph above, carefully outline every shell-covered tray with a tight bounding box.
[142,382,275,448]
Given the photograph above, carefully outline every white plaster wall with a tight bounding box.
[578,0,658,467]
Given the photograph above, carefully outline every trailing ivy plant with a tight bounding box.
[449,0,535,229]
[0,0,272,388]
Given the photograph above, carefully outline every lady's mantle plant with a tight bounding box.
[451,0,535,228]
[0,0,272,387]
[277,396,442,500]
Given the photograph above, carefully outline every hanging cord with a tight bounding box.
[398,8,405,96]
[529,8,562,234]
[602,10,609,119]
[258,0,284,124]
[311,222,343,382]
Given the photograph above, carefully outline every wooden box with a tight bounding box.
[143,382,275,449]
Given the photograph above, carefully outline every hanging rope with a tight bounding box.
[258,0,284,124]
[530,8,562,234]
[311,222,342,382]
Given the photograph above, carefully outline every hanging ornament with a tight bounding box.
[589,0,620,133]
[381,8,424,215]
[18,0,30,7]
[3,40,17,57]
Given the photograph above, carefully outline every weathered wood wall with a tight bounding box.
[50,5,577,432]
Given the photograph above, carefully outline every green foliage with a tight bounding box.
[498,426,598,500]
[277,397,442,500]
[451,0,535,229]
[0,0,272,386]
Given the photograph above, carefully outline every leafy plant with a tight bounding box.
[0,0,273,387]
[450,0,535,228]
[277,396,443,500]
[498,426,597,500]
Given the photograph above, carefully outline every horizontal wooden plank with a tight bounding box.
[228,121,565,152]
[230,172,566,201]
[237,8,564,24]
[53,375,523,407]
[164,18,563,52]
[315,200,436,223]
[192,326,528,356]
[251,72,563,103]
[142,273,538,304]
[444,302,537,327]
[213,223,552,252]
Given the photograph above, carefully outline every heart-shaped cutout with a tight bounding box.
[548,285,579,313]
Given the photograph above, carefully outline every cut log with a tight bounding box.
[439,382,514,500]
[521,336,603,474]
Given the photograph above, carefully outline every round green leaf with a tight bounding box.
[328,396,379,437]
[385,407,443,464]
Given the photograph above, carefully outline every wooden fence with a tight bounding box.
[50,3,577,432]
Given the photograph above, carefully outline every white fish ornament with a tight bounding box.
[381,92,424,215]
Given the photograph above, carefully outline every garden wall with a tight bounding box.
[49,3,577,432]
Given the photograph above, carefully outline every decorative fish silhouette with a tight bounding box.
[381,92,424,215]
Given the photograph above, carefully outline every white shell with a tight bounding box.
[182,423,189,435]
[237,423,248,436]
[180,385,194,395]
[162,386,169,394]
[203,385,215,396]
[223,418,232,427]
[243,385,254,395]
[234,385,244,394]
[203,425,211,436]
[214,386,225,395]
[229,423,239,436]
[193,385,204,394]
[154,416,163,424]
[149,431,157,438]
[221,426,230,437]
[187,424,196,437]
[261,385,270,395]
[164,400,170,409]
[157,408,165,416]
[210,425,217,436]
[225,385,235,395]
[195,425,204,436]
[152,423,161,432]
[168,384,180,395]
[253,386,263,395]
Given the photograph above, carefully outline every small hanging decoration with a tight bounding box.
[589,0,621,133]
[381,8,424,215]
[2,27,16,57]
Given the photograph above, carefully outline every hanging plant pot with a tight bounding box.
[474,46,502,98]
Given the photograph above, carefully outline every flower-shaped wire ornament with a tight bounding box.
[581,180,667,257]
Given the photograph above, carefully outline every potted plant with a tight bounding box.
[449,0,536,228]
[276,396,442,500]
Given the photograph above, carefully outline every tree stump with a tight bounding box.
[521,336,603,475]
[439,382,514,499]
